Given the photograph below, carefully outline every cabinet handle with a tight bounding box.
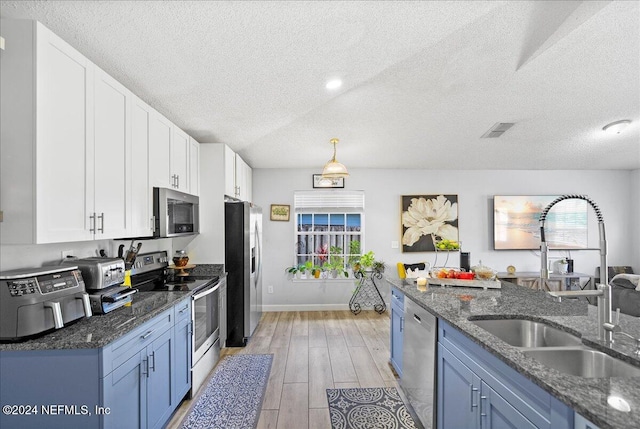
[97,213,104,233]
[179,305,189,314]
[141,329,155,339]
[177,175,180,188]
[142,357,148,377]
[480,395,487,417]
[470,385,478,411]
[149,351,156,372]
[89,213,96,233]
[151,216,156,233]
[413,314,422,323]
[400,317,404,333]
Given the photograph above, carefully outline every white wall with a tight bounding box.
[252,168,634,311]
[0,238,175,272]
[181,144,226,265]
[632,169,640,270]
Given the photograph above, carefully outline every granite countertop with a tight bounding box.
[0,265,226,352]
[0,291,191,351]
[386,277,640,429]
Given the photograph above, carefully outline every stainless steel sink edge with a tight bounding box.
[467,316,640,378]
[467,314,583,338]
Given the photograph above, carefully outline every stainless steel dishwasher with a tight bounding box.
[401,298,437,429]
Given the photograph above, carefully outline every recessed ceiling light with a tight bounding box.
[325,79,342,90]
[603,120,631,134]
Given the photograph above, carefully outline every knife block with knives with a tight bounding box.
[119,241,142,270]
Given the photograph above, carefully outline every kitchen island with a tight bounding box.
[387,277,640,429]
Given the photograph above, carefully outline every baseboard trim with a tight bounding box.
[263,303,353,312]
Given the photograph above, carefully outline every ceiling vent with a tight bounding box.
[481,122,515,138]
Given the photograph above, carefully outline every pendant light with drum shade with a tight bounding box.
[321,138,350,179]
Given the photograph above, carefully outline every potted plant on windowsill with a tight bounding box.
[285,263,307,279]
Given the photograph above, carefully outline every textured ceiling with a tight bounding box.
[1,1,638,170]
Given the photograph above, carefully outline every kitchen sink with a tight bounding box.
[471,318,582,347]
[522,347,640,378]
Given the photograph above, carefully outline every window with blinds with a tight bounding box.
[294,191,365,274]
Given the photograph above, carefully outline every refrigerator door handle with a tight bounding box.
[254,219,262,287]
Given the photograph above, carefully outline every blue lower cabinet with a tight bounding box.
[103,327,174,429]
[438,320,573,429]
[103,349,146,429]
[481,381,537,429]
[437,343,479,429]
[574,413,601,429]
[390,287,404,375]
[146,328,174,429]
[0,298,192,429]
[173,316,192,404]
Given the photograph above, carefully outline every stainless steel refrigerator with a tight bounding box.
[224,201,263,347]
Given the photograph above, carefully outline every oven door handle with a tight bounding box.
[192,282,220,300]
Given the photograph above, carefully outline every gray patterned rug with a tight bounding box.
[180,354,272,429]
[326,387,418,429]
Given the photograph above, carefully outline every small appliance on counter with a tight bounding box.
[0,265,92,341]
[60,257,136,314]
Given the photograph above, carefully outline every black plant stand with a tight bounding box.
[349,270,386,315]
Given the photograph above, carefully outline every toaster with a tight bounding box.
[60,257,125,290]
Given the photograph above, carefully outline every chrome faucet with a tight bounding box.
[603,309,640,354]
[539,195,612,343]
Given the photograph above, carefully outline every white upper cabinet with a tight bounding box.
[171,127,189,192]
[1,20,94,243]
[220,144,252,202]
[0,20,200,243]
[149,111,172,190]
[131,96,153,236]
[189,137,200,196]
[224,145,236,197]
[93,66,131,239]
[235,154,252,202]
[149,112,197,194]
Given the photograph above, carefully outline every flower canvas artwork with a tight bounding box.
[401,195,459,252]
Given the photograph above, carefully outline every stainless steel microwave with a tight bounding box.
[153,188,200,238]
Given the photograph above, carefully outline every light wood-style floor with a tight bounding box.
[167,310,396,429]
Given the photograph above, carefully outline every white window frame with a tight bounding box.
[293,191,365,279]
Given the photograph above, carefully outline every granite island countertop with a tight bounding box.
[0,291,191,351]
[386,277,640,429]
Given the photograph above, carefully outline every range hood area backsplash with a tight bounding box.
[0,238,175,272]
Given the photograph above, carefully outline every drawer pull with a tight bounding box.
[141,329,155,339]
[179,305,189,314]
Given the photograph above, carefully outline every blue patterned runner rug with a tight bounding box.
[181,354,273,429]
[326,387,418,429]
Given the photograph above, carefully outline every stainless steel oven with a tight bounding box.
[129,251,221,397]
[191,278,223,396]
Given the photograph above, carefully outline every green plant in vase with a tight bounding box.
[372,260,386,274]
[347,240,361,270]
[285,263,308,279]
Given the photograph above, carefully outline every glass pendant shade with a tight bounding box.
[321,138,350,178]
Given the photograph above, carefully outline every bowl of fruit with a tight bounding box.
[431,267,459,279]
[456,271,475,280]
[434,239,460,251]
